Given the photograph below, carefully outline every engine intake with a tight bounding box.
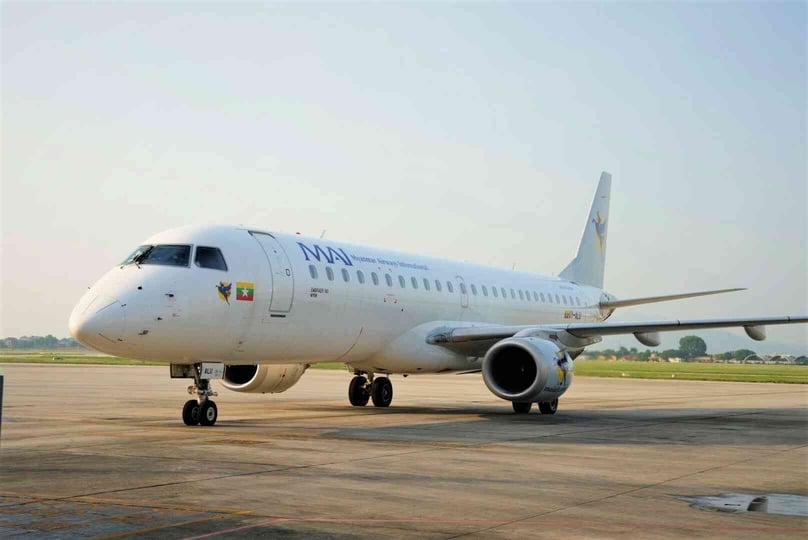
[221,363,308,394]
[482,337,572,402]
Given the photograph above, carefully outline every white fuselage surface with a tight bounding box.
[70,225,606,374]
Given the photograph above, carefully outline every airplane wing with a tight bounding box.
[428,315,808,355]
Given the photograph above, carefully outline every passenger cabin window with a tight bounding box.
[435,280,442,292]
[482,285,488,297]
[342,268,350,282]
[357,270,365,284]
[423,278,430,291]
[399,275,406,288]
[372,272,379,285]
[510,288,516,299]
[555,294,560,303]
[326,267,335,281]
[447,282,454,293]
[385,274,393,287]
[411,277,418,289]
[540,292,546,302]
[195,246,228,271]
[576,297,581,306]
[562,295,567,305]
[309,265,318,279]
[459,283,467,294]
[471,284,477,295]
[492,287,498,298]
[533,291,539,302]
[501,287,507,298]
[133,244,191,267]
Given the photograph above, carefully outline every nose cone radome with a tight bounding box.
[69,294,126,350]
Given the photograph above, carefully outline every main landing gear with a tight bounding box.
[349,372,393,408]
[172,363,219,426]
[512,399,558,415]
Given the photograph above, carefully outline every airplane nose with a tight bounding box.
[69,294,126,347]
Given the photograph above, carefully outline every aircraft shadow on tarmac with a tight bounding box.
[217,406,808,446]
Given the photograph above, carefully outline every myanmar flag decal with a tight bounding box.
[236,282,255,301]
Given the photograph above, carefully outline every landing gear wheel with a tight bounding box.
[199,400,218,426]
[371,377,393,408]
[349,376,370,406]
[512,402,532,414]
[539,399,559,415]
[182,399,200,425]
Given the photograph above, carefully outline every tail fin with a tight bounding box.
[559,171,611,288]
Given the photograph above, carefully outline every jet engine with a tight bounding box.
[482,338,573,403]
[221,364,308,394]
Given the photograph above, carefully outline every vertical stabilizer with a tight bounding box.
[559,172,611,288]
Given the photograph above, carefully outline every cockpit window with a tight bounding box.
[137,244,191,267]
[195,246,228,271]
[121,245,152,265]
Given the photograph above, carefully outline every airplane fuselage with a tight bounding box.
[70,225,608,374]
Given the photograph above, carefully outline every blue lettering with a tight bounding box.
[298,243,353,266]
[298,243,334,264]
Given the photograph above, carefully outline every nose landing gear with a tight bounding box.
[348,372,393,408]
[172,363,219,426]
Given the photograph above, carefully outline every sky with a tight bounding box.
[2,2,806,353]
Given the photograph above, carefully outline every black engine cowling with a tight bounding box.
[482,337,573,403]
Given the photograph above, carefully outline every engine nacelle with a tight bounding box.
[482,338,573,403]
[221,364,308,394]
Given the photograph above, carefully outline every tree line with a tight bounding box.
[587,335,760,362]
[2,335,84,349]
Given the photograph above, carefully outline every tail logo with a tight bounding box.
[592,212,607,252]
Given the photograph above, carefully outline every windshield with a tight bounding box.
[121,244,191,267]
[121,245,152,265]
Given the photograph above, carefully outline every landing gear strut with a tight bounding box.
[348,372,393,408]
[173,363,219,426]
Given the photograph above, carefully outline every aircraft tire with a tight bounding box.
[538,399,558,415]
[371,377,393,408]
[349,376,370,406]
[512,401,532,414]
[182,400,200,426]
[199,400,218,426]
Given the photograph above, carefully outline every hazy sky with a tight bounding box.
[2,2,806,352]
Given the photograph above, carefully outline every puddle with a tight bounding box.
[681,493,808,517]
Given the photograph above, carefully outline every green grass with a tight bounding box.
[574,359,808,384]
[2,353,804,383]
[0,352,345,369]
[0,353,163,366]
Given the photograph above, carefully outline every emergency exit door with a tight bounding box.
[251,232,294,313]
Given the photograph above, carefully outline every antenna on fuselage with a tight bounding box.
[512,262,516,270]
[320,230,327,239]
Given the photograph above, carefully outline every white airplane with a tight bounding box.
[69,172,807,426]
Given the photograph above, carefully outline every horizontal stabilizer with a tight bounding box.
[601,288,746,310]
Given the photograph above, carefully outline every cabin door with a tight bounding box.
[455,275,469,309]
[251,232,295,314]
